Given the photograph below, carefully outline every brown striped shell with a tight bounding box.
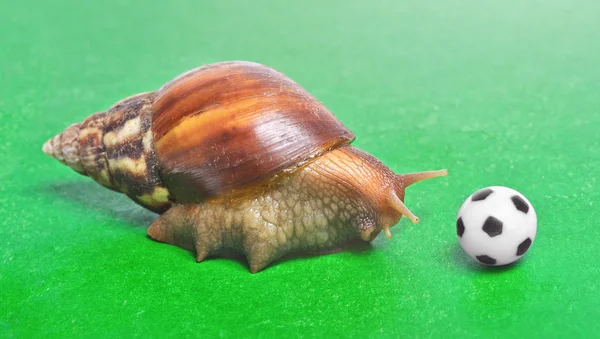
[151,61,355,202]
[43,61,355,211]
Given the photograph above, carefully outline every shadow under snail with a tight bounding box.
[43,61,447,273]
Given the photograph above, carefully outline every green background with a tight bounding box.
[1,0,599,337]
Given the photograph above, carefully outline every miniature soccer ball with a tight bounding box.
[456,186,537,266]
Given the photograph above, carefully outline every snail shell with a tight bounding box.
[44,61,354,212]
[152,61,354,202]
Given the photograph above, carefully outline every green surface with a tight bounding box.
[1,0,599,337]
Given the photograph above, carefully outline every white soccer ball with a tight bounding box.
[456,186,537,266]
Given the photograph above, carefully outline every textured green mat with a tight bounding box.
[1,0,599,337]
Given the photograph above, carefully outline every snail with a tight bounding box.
[43,61,447,273]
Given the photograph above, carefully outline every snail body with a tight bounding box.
[44,61,447,272]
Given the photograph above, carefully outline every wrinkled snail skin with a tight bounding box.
[43,61,447,273]
[147,146,447,273]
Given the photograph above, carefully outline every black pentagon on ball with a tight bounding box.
[482,216,503,237]
[511,195,530,214]
[457,217,465,237]
[476,255,497,265]
[472,188,494,201]
[517,238,532,256]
